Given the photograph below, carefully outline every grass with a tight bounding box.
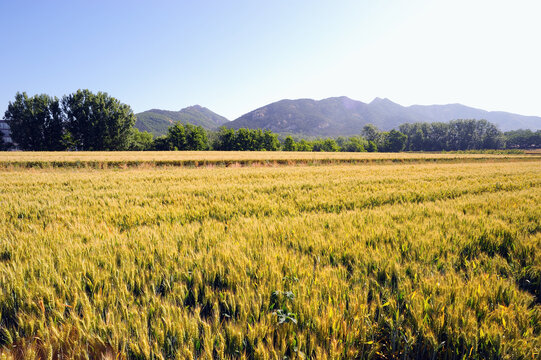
[0,154,540,359]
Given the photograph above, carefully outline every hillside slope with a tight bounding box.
[135,105,228,136]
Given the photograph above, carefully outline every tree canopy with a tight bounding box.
[3,90,136,151]
[398,120,505,151]
[63,90,135,150]
[212,127,280,151]
[504,129,541,149]
[153,122,209,151]
[3,92,64,151]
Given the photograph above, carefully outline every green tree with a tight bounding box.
[296,139,312,151]
[446,119,504,150]
[213,127,236,151]
[167,122,187,150]
[4,92,65,151]
[505,129,541,149]
[384,129,407,152]
[63,89,135,150]
[152,136,171,151]
[185,123,208,150]
[425,122,448,151]
[262,130,280,151]
[479,120,505,149]
[366,141,378,152]
[212,128,279,151]
[128,128,154,151]
[235,128,256,150]
[321,139,339,152]
[283,136,297,151]
[361,124,380,143]
[340,136,367,152]
[399,123,427,151]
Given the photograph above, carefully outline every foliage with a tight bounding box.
[3,92,65,151]
[152,123,209,151]
[127,128,154,151]
[380,129,407,152]
[212,127,279,151]
[0,158,539,359]
[283,136,297,151]
[398,120,505,151]
[3,90,136,151]
[362,124,381,143]
[312,138,340,152]
[296,139,313,152]
[504,129,541,149]
[336,136,367,152]
[166,122,188,150]
[63,89,136,151]
[366,141,378,152]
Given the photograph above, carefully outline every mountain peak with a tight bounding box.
[135,105,229,136]
[370,97,395,105]
[182,104,205,111]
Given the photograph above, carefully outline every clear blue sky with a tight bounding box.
[1,0,540,120]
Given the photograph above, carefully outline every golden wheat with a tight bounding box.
[0,157,539,359]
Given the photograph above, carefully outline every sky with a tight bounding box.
[1,0,540,120]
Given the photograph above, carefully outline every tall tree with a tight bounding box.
[213,127,236,151]
[167,122,187,150]
[184,123,208,150]
[262,130,280,151]
[283,136,297,151]
[383,129,407,152]
[361,124,380,143]
[63,89,135,150]
[235,128,256,151]
[3,92,65,151]
[425,122,448,151]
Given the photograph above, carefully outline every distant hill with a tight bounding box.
[135,105,228,136]
[226,97,541,136]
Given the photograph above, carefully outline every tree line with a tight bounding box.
[2,91,540,151]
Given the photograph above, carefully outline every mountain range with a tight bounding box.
[135,97,541,137]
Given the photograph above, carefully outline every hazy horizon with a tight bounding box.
[1,0,540,120]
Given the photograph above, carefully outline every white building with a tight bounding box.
[0,119,14,147]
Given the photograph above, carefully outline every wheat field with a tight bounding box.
[0,154,540,359]
[0,151,535,169]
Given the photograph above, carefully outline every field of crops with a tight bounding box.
[0,153,540,359]
[0,151,536,169]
